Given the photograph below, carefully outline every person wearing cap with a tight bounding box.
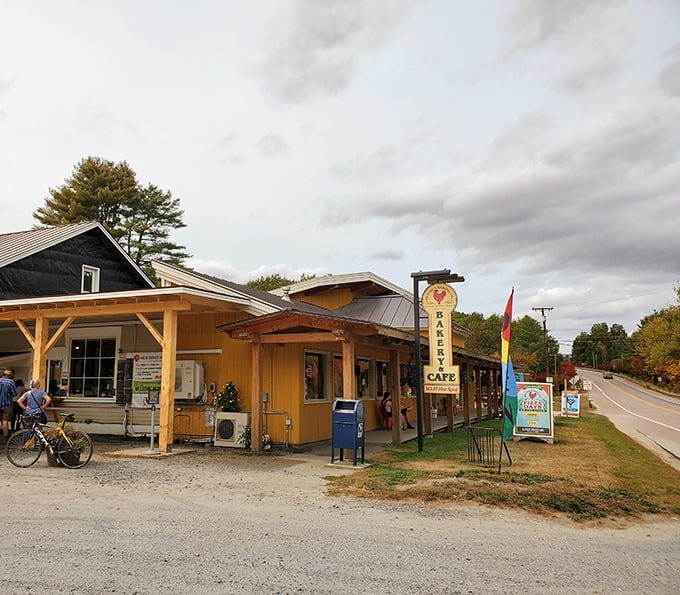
[0,369,18,442]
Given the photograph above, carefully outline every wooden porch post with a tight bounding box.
[492,368,500,418]
[389,348,401,444]
[475,365,482,421]
[423,391,433,436]
[158,308,178,453]
[251,342,263,453]
[462,362,471,426]
[31,316,49,389]
[341,337,356,399]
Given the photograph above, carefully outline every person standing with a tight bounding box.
[17,379,51,426]
[11,379,27,432]
[0,369,18,442]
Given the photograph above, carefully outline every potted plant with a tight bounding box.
[216,381,240,412]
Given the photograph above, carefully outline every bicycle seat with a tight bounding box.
[60,413,76,423]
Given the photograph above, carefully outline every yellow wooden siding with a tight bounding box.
[291,287,355,310]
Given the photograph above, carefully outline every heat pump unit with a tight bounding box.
[214,412,250,448]
[175,360,204,401]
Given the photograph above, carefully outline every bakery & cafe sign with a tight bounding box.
[421,283,460,394]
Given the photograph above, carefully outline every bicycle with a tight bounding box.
[5,413,93,469]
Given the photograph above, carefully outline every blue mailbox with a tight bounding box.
[331,399,365,465]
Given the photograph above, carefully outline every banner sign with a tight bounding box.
[561,390,580,417]
[514,381,554,442]
[421,283,460,394]
[131,352,162,408]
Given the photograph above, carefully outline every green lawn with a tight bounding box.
[326,411,680,522]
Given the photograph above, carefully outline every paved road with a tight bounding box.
[578,368,680,472]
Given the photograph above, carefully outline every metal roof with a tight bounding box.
[334,295,471,335]
[334,295,414,328]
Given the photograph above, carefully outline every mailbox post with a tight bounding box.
[330,399,365,465]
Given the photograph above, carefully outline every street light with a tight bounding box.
[411,269,465,452]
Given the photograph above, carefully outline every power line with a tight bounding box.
[532,307,553,375]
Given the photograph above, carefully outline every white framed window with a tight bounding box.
[65,327,121,399]
[81,265,100,293]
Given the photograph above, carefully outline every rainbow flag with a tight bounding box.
[501,290,517,443]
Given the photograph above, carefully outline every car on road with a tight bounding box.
[602,371,613,379]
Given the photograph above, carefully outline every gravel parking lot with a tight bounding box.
[1,440,679,594]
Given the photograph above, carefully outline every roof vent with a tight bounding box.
[282,287,291,302]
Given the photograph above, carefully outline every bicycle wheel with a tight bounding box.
[56,430,93,469]
[6,429,43,467]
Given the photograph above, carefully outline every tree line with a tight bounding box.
[33,158,679,393]
[454,286,680,394]
[571,286,680,392]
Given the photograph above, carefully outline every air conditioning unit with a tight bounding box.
[214,412,250,448]
[175,360,204,401]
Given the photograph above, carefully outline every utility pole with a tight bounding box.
[532,307,553,377]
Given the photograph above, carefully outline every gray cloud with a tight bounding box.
[253,0,417,103]
[320,95,680,318]
[503,0,615,51]
[257,134,288,157]
[658,58,680,97]
[366,247,404,261]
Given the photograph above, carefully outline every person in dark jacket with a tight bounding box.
[0,369,18,442]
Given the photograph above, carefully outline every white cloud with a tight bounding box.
[1,0,677,348]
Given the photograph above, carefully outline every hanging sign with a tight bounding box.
[421,283,460,394]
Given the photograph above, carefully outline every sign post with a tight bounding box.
[145,387,161,455]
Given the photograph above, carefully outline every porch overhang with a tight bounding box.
[0,287,253,454]
[218,310,419,347]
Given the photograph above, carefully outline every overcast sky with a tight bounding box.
[1,0,678,353]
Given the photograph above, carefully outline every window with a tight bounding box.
[69,338,116,398]
[356,358,372,398]
[81,265,100,293]
[376,361,389,398]
[65,327,121,399]
[304,352,328,401]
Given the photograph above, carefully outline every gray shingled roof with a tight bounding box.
[0,221,105,268]
[154,261,333,316]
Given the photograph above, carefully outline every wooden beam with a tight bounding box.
[341,337,356,399]
[0,299,192,321]
[250,332,344,344]
[31,316,49,387]
[389,348,402,444]
[462,362,471,427]
[251,342,263,453]
[44,317,74,353]
[158,308,178,453]
[15,319,35,348]
[475,365,482,421]
[137,312,164,347]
